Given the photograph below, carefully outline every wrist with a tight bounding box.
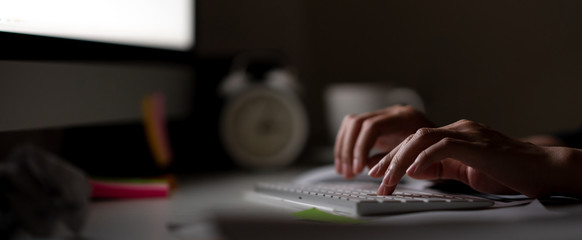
[545,146,582,198]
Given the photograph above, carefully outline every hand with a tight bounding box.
[334,105,433,179]
[368,119,581,198]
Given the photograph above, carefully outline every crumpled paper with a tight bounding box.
[0,144,91,239]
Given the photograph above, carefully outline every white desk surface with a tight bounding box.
[18,164,582,240]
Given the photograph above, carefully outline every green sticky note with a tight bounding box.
[291,208,368,224]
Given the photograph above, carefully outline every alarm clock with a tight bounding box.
[218,53,309,171]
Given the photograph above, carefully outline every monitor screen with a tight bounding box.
[0,0,194,51]
[0,0,196,132]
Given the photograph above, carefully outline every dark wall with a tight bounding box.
[195,0,582,150]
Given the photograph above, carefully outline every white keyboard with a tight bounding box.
[254,181,494,216]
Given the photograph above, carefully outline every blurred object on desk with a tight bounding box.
[142,92,174,169]
[218,51,309,171]
[89,175,175,199]
[0,144,90,239]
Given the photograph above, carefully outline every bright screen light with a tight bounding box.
[0,0,194,51]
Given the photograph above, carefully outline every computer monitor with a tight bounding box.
[0,1,199,175]
[0,0,194,51]
[0,0,196,132]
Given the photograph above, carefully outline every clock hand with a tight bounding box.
[257,101,278,136]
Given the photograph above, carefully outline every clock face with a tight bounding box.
[220,87,308,170]
[232,94,293,156]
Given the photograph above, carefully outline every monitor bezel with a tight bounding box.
[0,31,196,62]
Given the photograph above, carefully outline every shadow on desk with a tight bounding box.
[210,206,582,240]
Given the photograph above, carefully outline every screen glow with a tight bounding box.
[0,0,194,51]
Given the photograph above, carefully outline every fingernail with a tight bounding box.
[406,162,418,176]
[368,164,379,176]
[343,163,352,178]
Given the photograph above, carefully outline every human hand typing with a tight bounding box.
[333,105,433,179]
[335,105,582,198]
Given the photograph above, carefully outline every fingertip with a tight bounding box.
[377,183,386,195]
[334,158,342,174]
[377,184,395,195]
[343,163,354,179]
[352,158,363,175]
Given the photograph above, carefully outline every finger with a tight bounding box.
[353,109,418,174]
[340,110,396,178]
[365,153,385,171]
[407,137,486,178]
[338,112,379,179]
[339,115,361,179]
[410,159,518,195]
[333,116,348,174]
[334,114,361,178]
[352,113,401,174]
[377,134,418,194]
[403,119,503,178]
[378,183,397,195]
[368,135,410,178]
[383,128,465,187]
[334,155,342,174]
[408,158,473,184]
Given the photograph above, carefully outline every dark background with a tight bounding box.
[194,0,582,143]
[2,0,582,176]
